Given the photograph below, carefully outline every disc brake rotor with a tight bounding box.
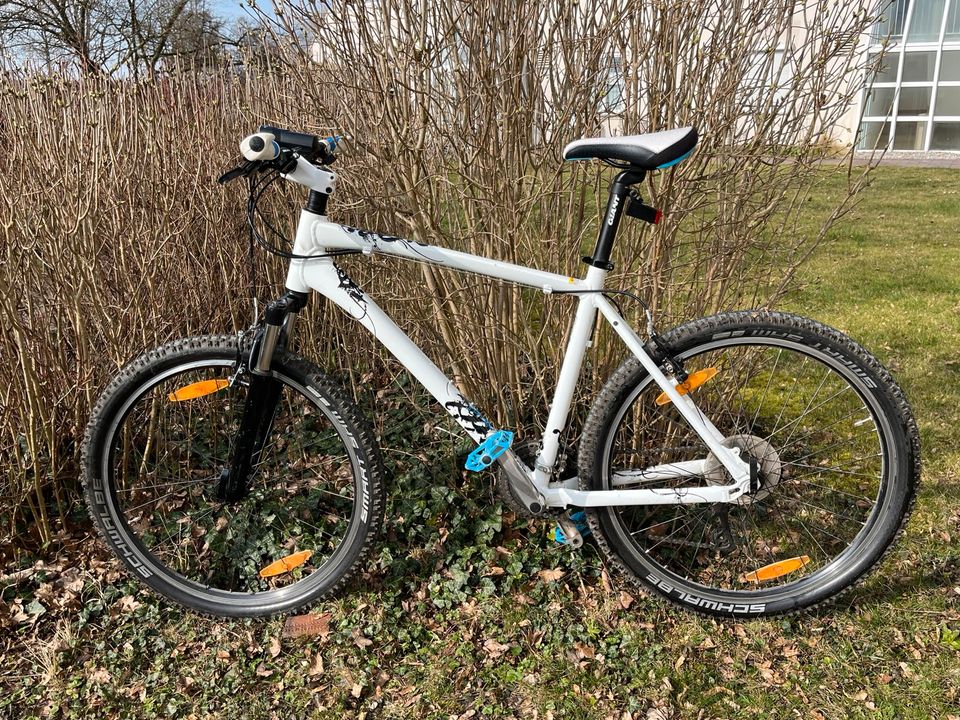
[703,434,782,505]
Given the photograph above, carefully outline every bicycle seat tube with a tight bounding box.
[536,167,646,482]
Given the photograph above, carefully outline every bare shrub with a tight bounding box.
[266,0,877,421]
[1,0,880,543]
[1,69,279,542]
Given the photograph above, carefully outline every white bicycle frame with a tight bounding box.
[278,157,752,509]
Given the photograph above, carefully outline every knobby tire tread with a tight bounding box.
[82,334,386,618]
[577,310,920,618]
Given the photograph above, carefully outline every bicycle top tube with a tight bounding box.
[289,218,606,293]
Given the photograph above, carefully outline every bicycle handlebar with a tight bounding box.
[243,125,336,164]
[221,126,340,187]
[259,125,326,158]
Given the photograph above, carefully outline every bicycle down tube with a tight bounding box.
[283,207,753,508]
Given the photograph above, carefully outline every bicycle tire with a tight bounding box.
[82,334,385,617]
[578,311,920,617]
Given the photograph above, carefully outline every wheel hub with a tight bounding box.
[704,434,782,505]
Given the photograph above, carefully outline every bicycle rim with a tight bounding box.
[99,357,363,603]
[601,335,897,599]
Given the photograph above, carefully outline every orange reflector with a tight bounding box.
[168,379,229,402]
[740,555,810,583]
[259,550,313,578]
[655,367,718,406]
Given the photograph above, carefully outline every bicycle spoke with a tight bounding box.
[777,366,832,449]
[783,460,880,480]
[775,404,872,456]
[749,347,782,434]
[762,385,853,442]
[766,495,831,565]
[783,476,875,503]
[600,331,898,602]
[115,475,218,494]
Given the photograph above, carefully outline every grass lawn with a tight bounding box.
[2,166,959,719]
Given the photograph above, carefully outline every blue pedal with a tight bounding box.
[554,511,592,544]
[465,430,514,472]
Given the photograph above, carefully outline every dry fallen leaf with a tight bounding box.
[483,638,511,658]
[308,652,324,676]
[601,568,613,592]
[268,636,281,658]
[117,595,141,613]
[574,642,595,660]
[352,629,374,649]
[619,591,635,609]
[11,604,30,625]
[282,612,332,639]
[537,568,565,582]
[255,663,273,678]
[60,569,84,595]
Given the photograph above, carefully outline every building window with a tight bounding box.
[873,0,911,38]
[603,55,626,114]
[906,0,947,41]
[859,0,960,151]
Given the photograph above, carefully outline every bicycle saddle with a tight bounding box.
[562,126,698,170]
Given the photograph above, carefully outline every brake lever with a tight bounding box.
[218,160,258,185]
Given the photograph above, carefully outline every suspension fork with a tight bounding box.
[217,290,308,502]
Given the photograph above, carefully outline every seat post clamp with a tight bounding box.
[582,255,615,271]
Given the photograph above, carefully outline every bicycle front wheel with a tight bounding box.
[579,311,919,617]
[83,335,384,617]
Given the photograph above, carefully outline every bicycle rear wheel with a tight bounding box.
[83,335,384,617]
[579,311,920,617]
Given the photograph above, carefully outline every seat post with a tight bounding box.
[584,168,646,271]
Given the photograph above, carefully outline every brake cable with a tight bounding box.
[239,162,360,324]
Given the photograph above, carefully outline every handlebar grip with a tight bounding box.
[258,125,322,156]
[240,132,280,161]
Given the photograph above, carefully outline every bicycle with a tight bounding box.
[82,125,920,618]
